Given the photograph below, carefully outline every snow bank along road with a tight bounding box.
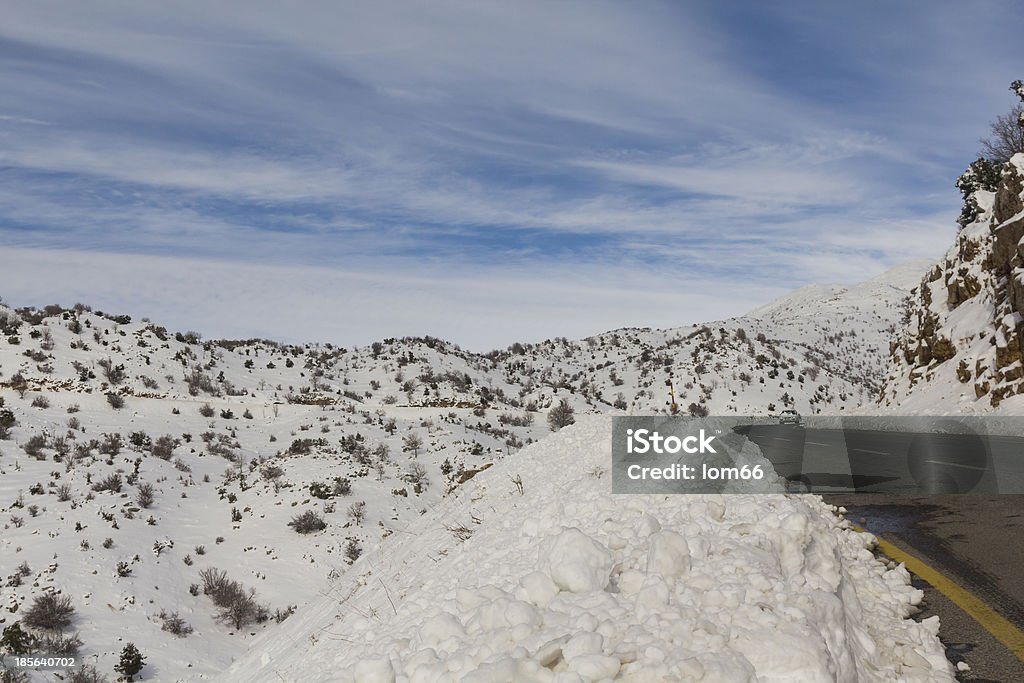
[835,494,1024,682]
[223,416,953,682]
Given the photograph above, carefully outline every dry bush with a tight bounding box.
[22,592,75,631]
[288,509,326,534]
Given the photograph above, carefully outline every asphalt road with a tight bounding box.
[740,425,1024,494]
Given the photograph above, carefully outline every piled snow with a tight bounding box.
[222,417,953,682]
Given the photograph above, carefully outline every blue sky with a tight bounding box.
[0,1,1021,350]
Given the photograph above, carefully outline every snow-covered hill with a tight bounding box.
[483,261,919,418]
[0,262,932,682]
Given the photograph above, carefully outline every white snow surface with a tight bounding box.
[222,417,953,683]
[0,261,948,681]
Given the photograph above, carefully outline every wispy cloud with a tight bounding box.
[0,0,1019,346]
[0,246,780,351]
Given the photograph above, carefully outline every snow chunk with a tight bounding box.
[568,653,621,679]
[418,612,465,647]
[541,527,613,593]
[518,570,560,607]
[646,530,691,578]
[352,657,395,683]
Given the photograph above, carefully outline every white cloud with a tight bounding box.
[0,0,1012,344]
[0,246,791,352]
[0,143,357,202]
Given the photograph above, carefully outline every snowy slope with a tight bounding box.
[487,261,921,418]
[0,261,929,682]
[221,417,952,683]
[0,311,553,681]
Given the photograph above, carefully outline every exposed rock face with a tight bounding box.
[882,155,1024,409]
[993,165,1024,318]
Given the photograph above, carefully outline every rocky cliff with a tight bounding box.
[881,154,1024,412]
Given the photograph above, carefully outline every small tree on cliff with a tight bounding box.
[979,80,1024,164]
[956,157,1002,228]
[961,79,1024,228]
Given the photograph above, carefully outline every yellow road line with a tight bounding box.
[852,524,1024,661]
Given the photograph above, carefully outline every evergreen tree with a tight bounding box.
[0,622,34,655]
[956,157,1002,228]
[114,642,145,682]
[0,407,15,439]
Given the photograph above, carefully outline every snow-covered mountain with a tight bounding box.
[0,262,934,682]
[881,153,1024,414]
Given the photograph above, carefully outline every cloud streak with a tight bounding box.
[0,0,1018,345]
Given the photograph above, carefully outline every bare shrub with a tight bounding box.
[56,483,72,502]
[220,590,260,629]
[22,591,75,630]
[150,435,178,460]
[688,402,709,418]
[288,510,326,534]
[405,462,429,491]
[68,664,109,683]
[158,610,193,637]
[980,103,1024,164]
[40,630,82,655]
[198,567,263,629]
[23,434,47,458]
[92,473,123,493]
[99,433,122,455]
[547,399,575,431]
[97,358,127,385]
[199,567,231,603]
[347,500,366,524]
[185,367,219,396]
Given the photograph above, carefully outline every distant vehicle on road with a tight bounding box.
[778,409,801,426]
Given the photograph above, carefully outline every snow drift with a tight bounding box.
[221,417,953,682]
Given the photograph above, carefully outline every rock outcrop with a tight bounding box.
[882,154,1024,410]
